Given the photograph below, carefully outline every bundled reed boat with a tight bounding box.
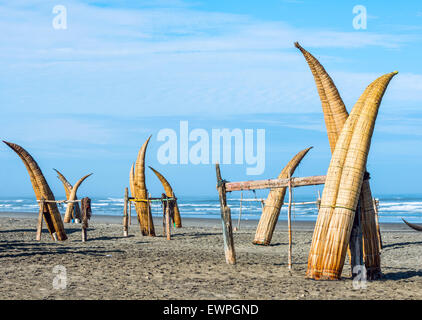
[305,71,397,280]
[3,141,67,241]
[54,169,82,221]
[253,147,312,245]
[402,219,422,232]
[149,166,182,228]
[130,136,155,236]
[295,42,389,279]
[62,173,93,223]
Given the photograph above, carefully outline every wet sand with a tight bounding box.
[0,211,421,300]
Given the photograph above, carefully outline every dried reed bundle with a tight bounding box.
[402,219,422,232]
[294,42,348,152]
[54,169,82,221]
[253,147,312,245]
[134,136,155,236]
[63,173,93,223]
[296,43,382,278]
[3,141,67,241]
[149,166,182,228]
[306,72,397,280]
[129,163,135,199]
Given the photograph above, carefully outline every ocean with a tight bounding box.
[1,194,422,224]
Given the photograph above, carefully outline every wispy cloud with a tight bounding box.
[0,0,420,119]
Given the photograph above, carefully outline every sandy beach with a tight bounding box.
[0,211,421,300]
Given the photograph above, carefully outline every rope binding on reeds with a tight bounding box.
[128,197,177,203]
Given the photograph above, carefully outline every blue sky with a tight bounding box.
[0,0,421,198]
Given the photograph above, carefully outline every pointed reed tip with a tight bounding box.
[294,41,300,48]
[393,70,399,75]
[142,135,152,146]
[2,141,15,149]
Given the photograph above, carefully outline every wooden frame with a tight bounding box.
[216,163,326,266]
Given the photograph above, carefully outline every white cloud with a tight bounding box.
[0,0,420,118]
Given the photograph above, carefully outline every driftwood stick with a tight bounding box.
[147,192,151,236]
[82,225,87,242]
[166,200,171,240]
[123,187,129,237]
[287,178,293,270]
[216,163,236,265]
[225,175,326,192]
[236,191,243,231]
[36,198,45,241]
[373,198,383,250]
[161,194,166,237]
[81,197,91,242]
[128,200,132,225]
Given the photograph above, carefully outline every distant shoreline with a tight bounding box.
[0,210,413,232]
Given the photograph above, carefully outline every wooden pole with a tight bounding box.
[317,189,321,210]
[236,191,243,231]
[147,192,151,236]
[81,199,87,242]
[373,198,383,250]
[287,178,293,270]
[82,224,87,242]
[225,175,326,192]
[81,197,91,242]
[128,200,132,225]
[216,163,236,265]
[36,198,45,241]
[350,201,364,278]
[161,194,166,237]
[123,187,129,237]
[166,199,171,240]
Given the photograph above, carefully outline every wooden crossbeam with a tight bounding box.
[225,175,326,192]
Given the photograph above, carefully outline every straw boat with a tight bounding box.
[149,166,182,228]
[295,42,384,279]
[54,169,82,221]
[133,136,155,236]
[253,147,312,245]
[306,72,397,280]
[3,141,67,241]
[63,173,93,223]
[402,219,422,232]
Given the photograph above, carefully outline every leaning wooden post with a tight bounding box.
[236,191,243,231]
[81,197,91,242]
[215,163,236,265]
[147,192,151,236]
[161,194,166,236]
[123,187,129,237]
[36,198,45,241]
[82,202,87,242]
[287,177,293,270]
[373,198,383,250]
[128,199,132,225]
[317,190,321,210]
[165,198,171,240]
[349,201,364,278]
